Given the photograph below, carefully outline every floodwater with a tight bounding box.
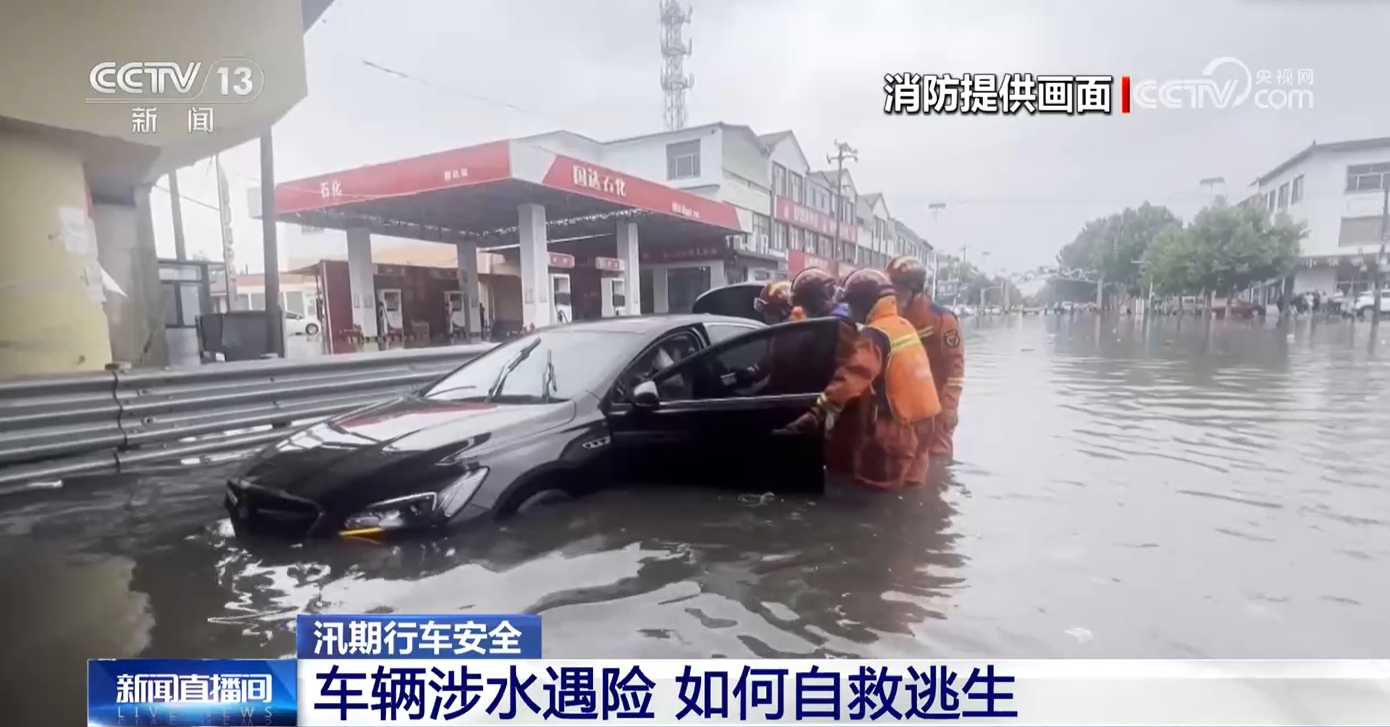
[4,314,1390,725]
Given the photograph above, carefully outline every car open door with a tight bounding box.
[605,318,842,492]
[691,282,766,322]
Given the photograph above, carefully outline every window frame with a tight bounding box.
[666,140,702,180]
[644,318,838,404]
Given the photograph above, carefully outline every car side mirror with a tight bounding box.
[631,380,661,408]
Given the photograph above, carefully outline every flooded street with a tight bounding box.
[4,315,1390,725]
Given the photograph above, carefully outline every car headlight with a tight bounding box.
[436,467,489,519]
[340,467,489,534]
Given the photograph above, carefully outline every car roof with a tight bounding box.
[539,313,764,335]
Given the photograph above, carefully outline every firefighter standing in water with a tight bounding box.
[787,268,861,473]
[886,255,965,463]
[776,269,941,490]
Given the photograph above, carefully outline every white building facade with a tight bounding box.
[1250,137,1390,296]
[523,123,784,313]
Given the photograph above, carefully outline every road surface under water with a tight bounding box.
[3,314,1389,724]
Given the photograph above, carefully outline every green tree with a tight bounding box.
[1058,203,1181,293]
[1146,203,1305,298]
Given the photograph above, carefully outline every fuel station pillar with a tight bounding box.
[345,228,378,341]
[455,240,482,340]
[0,130,112,378]
[517,203,551,329]
[616,220,641,318]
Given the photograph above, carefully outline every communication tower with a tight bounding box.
[659,0,694,131]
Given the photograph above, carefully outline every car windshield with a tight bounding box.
[422,330,636,403]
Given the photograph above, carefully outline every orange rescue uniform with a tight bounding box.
[788,306,807,322]
[901,296,965,460]
[814,297,942,490]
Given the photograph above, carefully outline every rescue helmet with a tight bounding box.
[840,268,897,319]
[754,280,795,321]
[790,267,840,315]
[886,255,928,295]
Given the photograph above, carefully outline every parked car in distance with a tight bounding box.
[1354,290,1390,318]
[283,311,322,336]
[225,310,848,540]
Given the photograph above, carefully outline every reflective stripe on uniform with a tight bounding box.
[916,325,934,338]
[945,376,964,389]
[887,332,918,354]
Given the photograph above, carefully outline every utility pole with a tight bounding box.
[1375,185,1388,333]
[928,202,946,299]
[214,155,238,311]
[168,167,188,260]
[827,141,858,258]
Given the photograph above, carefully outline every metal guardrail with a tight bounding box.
[0,344,492,493]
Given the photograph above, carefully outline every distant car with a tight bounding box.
[1023,306,1043,315]
[225,311,846,539]
[1354,290,1390,318]
[283,311,322,336]
[1222,301,1263,319]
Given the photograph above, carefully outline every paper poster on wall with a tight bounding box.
[59,207,92,256]
[82,260,106,303]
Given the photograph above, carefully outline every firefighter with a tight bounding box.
[887,256,965,464]
[754,280,802,324]
[775,269,942,490]
[785,267,861,473]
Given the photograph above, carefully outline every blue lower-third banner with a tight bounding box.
[88,658,298,726]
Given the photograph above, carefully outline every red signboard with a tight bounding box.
[275,141,513,216]
[548,252,575,269]
[542,156,743,232]
[640,241,729,265]
[774,197,858,244]
[593,257,624,272]
[788,250,835,276]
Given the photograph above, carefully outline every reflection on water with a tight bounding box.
[3,315,1389,725]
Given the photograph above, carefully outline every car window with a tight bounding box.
[616,331,701,398]
[425,330,639,403]
[703,322,761,345]
[286,312,302,319]
[652,319,840,401]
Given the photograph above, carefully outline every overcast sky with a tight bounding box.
[150,0,1390,275]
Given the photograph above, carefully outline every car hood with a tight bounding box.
[239,395,575,505]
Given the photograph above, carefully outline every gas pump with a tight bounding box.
[378,288,404,336]
[550,273,573,324]
[446,291,467,338]
[601,277,627,317]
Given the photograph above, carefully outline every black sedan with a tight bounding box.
[225,306,842,539]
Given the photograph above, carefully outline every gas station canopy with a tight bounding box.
[273,138,747,249]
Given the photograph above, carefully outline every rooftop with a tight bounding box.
[1253,136,1390,186]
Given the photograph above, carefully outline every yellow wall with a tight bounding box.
[0,130,113,377]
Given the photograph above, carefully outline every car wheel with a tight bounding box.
[304,323,320,336]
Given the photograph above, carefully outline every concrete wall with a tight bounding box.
[602,126,725,192]
[94,197,167,366]
[1256,147,1390,258]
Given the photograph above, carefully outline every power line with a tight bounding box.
[153,184,220,213]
